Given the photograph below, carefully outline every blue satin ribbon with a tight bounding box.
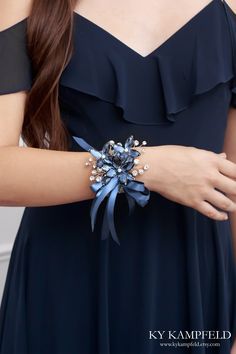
[72,135,150,245]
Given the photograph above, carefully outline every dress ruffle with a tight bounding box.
[60,0,236,125]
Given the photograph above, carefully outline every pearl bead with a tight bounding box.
[132,170,138,177]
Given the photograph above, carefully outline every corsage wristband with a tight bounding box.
[72,135,151,245]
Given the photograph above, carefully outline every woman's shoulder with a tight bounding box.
[0,0,31,32]
[224,0,236,14]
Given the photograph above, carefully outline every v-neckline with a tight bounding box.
[73,0,219,59]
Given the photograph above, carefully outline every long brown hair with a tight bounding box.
[22,0,78,151]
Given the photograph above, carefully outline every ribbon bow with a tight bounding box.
[72,135,150,245]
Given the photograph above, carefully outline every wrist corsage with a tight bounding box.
[72,135,151,245]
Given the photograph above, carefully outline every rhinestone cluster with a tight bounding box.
[84,136,150,184]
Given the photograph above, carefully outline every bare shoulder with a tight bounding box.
[225,0,236,14]
[0,0,32,31]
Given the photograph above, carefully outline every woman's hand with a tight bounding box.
[231,338,236,354]
[137,145,236,220]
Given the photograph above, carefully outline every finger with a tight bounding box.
[204,189,236,212]
[214,172,236,196]
[197,200,228,221]
[218,157,236,180]
[219,152,227,158]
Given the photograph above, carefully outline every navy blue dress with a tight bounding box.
[0,0,236,353]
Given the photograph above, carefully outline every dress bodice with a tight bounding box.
[0,0,236,151]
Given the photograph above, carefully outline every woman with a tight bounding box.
[0,0,236,352]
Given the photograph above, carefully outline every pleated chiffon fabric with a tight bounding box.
[0,1,236,353]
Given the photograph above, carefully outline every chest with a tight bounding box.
[74,0,215,57]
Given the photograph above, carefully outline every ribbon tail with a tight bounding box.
[124,181,150,207]
[90,177,119,231]
[72,136,94,151]
[72,136,102,159]
[105,184,120,245]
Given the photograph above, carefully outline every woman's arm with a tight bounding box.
[0,91,97,206]
[0,146,95,206]
[223,107,236,260]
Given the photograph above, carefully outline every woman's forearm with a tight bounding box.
[222,108,236,262]
[0,146,95,207]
